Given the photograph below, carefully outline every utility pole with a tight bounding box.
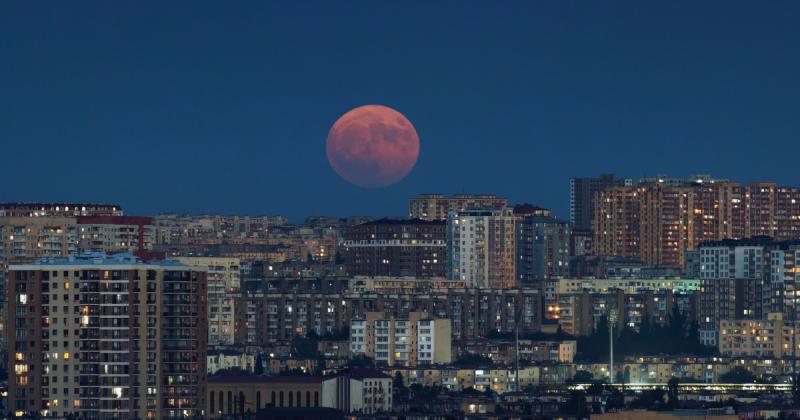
[608,308,619,384]
[515,318,520,392]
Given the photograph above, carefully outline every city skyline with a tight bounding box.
[3,2,800,221]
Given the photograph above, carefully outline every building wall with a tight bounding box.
[176,257,240,345]
[207,378,323,417]
[7,254,207,419]
[343,219,446,278]
[447,209,516,288]
[409,194,507,221]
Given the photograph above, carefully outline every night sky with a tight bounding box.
[2,2,799,222]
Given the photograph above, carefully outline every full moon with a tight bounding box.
[326,105,420,188]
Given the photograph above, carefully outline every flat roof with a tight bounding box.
[10,252,192,269]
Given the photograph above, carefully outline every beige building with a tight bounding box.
[719,313,800,358]
[8,252,207,419]
[176,257,241,345]
[208,376,324,417]
[447,209,517,288]
[207,351,255,374]
[409,194,508,221]
[350,311,452,367]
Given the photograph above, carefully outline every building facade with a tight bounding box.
[515,215,571,285]
[343,219,446,278]
[569,174,629,231]
[176,257,241,346]
[447,209,516,288]
[350,312,452,367]
[409,194,507,221]
[593,177,800,268]
[7,253,207,419]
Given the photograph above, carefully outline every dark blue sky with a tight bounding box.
[2,2,799,221]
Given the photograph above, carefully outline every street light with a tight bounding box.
[608,308,619,384]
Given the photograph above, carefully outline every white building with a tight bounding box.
[176,257,241,345]
[446,209,516,288]
[350,312,451,367]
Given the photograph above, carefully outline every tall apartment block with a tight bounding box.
[7,253,207,419]
[569,175,629,231]
[409,194,508,221]
[446,209,516,288]
[343,219,446,278]
[697,237,800,345]
[1,211,157,353]
[593,176,800,268]
[0,217,78,355]
[349,311,452,367]
[515,214,571,285]
[175,257,240,346]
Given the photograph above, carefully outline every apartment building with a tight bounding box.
[235,287,541,346]
[76,216,155,254]
[409,194,508,221]
[349,311,452,366]
[593,177,800,268]
[696,238,800,345]
[0,203,122,218]
[719,313,800,358]
[175,257,240,346]
[343,219,446,278]
[8,253,207,419]
[569,174,630,231]
[515,215,571,284]
[447,209,516,288]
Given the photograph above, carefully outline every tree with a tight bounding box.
[254,353,265,375]
[719,366,756,383]
[394,371,409,400]
[563,390,589,419]
[667,377,680,409]
[794,373,800,408]
[587,382,605,396]
[348,354,375,367]
[453,353,493,367]
[291,335,320,358]
[573,370,594,383]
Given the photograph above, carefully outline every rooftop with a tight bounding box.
[358,218,445,226]
[16,252,189,268]
[209,375,324,384]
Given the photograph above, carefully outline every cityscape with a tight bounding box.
[3,2,800,420]
[4,184,800,419]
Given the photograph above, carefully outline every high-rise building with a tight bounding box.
[349,311,452,367]
[76,216,155,255]
[409,194,507,221]
[0,217,78,353]
[569,174,629,231]
[447,209,516,288]
[515,215,571,285]
[343,219,446,278]
[593,176,800,268]
[7,253,207,419]
[697,237,800,345]
[176,257,240,346]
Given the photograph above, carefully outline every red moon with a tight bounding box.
[326,105,420,188]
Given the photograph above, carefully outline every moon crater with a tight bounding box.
[326,105,420,188]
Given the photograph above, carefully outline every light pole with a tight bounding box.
[608,308,619,384]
